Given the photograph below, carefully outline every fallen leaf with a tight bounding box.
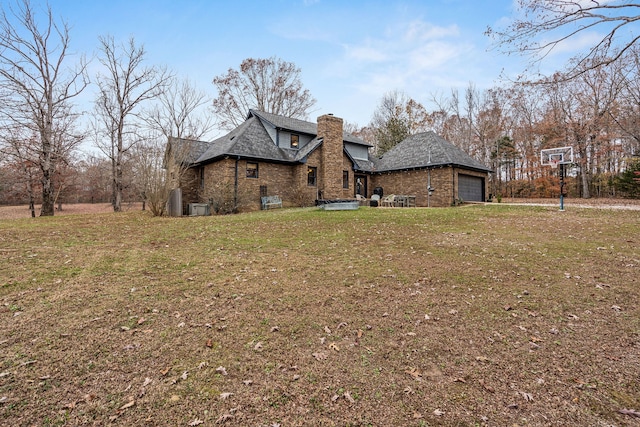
[404,386,415,394]
[137,317,146,325]
[206,339,213,348]
[324,326,332,334]
[519,391,534,401]
[160,367,171,376]
[312,352,327,361]
[242,380,253,385]
[119,399,135,410]
[618,408,640,418]
[331,394,339,402]
[479,379,495,393]
[188,419,204,426]
[181,371,188,381]
[220,392,233,400]
[405,367,422,380]
[448,309,458,315]
[142,377,152,387]
[344,391,355,403]
[270,326,279,332]
[336,322,348,329]
[475,356,490,362]
[433,409,445,416]
[215,366,228,376]
[254,341,263,351]
[215,413,233,423]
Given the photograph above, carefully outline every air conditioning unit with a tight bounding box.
[188,203,210,216]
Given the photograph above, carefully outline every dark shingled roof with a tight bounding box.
[195,115,292,164]
[249,109,372,147]
[373,131,492,173]
[168,137,211,164]
[190,110,372,165]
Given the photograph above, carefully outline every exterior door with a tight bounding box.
[355,174,367,197]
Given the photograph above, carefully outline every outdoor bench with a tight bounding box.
[261,195,283,210]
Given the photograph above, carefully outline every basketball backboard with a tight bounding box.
[541,146,574,168]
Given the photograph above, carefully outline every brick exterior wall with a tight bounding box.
[317,114,344,200]
[369,167,489,207]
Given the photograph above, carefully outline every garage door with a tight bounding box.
[458,174,484,202]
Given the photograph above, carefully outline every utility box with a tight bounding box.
[188,203,210,216]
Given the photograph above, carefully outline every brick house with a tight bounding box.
[172,110,491,213]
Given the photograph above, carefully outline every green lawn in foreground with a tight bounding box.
[0,205,638,426]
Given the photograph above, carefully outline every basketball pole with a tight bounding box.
[559,163,565,211]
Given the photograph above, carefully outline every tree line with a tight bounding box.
[1,0,639,216]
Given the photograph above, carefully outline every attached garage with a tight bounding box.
[458,174,485,202]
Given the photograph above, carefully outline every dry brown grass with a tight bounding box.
[0,204,638,426]
[0,203,143,220]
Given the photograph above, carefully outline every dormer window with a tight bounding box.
[290,134,299,149]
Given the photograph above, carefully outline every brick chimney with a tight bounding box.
[317,114,344,200]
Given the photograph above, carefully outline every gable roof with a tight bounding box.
[188,110,371,166]
[194,115,291,164]
[373,131,492,173]
[249,109,372,147]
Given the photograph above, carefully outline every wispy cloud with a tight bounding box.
[335,18,475,102]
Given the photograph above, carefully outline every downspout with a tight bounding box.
[427,168,431,208]
[234,157,239,212]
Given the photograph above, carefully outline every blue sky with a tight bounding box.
[43,0,572,134]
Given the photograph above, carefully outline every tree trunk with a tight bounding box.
[40,164,55,216]
[581,166,591,198]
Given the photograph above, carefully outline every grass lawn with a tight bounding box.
[0,205,638,426]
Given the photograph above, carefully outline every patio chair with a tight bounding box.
[381,194,396,207]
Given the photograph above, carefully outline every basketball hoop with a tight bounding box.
[550,159,559,169]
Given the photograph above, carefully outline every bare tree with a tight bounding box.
[145,77,213,141]
[486,1,640,80]
[369,90,431,156]
[212,57,316,130]
[0,0,88,216]
[139,77,212,215]
[0,131,38,216]
[94,35,171,212]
